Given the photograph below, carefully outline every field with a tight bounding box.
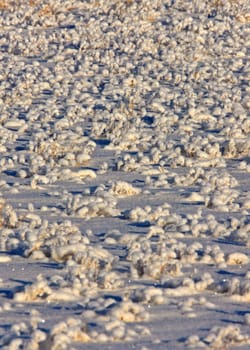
[0,0,249,349]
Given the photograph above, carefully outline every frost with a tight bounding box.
[0,0,249,348]
[109,181,141,197]
[0,198,18,228]
[226,252,249,265]
[187,325,250,348]
[66,191,120,219]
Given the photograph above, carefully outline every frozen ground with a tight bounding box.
[0,0,249,349]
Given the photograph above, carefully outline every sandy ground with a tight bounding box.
[0,1,249,349]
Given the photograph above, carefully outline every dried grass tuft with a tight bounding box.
[0,0,7,10]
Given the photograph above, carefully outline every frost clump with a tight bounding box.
[66,190,120,219]
[186,325,250,348]
[0,198,18,229]
[226,252,249,265]
[47,303,149,347]
[23,221,89,261]
[109,181,141,197]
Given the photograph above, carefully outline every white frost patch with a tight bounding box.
[226,252,249,265]
[109,181,141,197]
[65,169,97,180]
[66,191,120,219]
[187,325,250,348]
[0,255,11,263]
[185,192,204,202]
